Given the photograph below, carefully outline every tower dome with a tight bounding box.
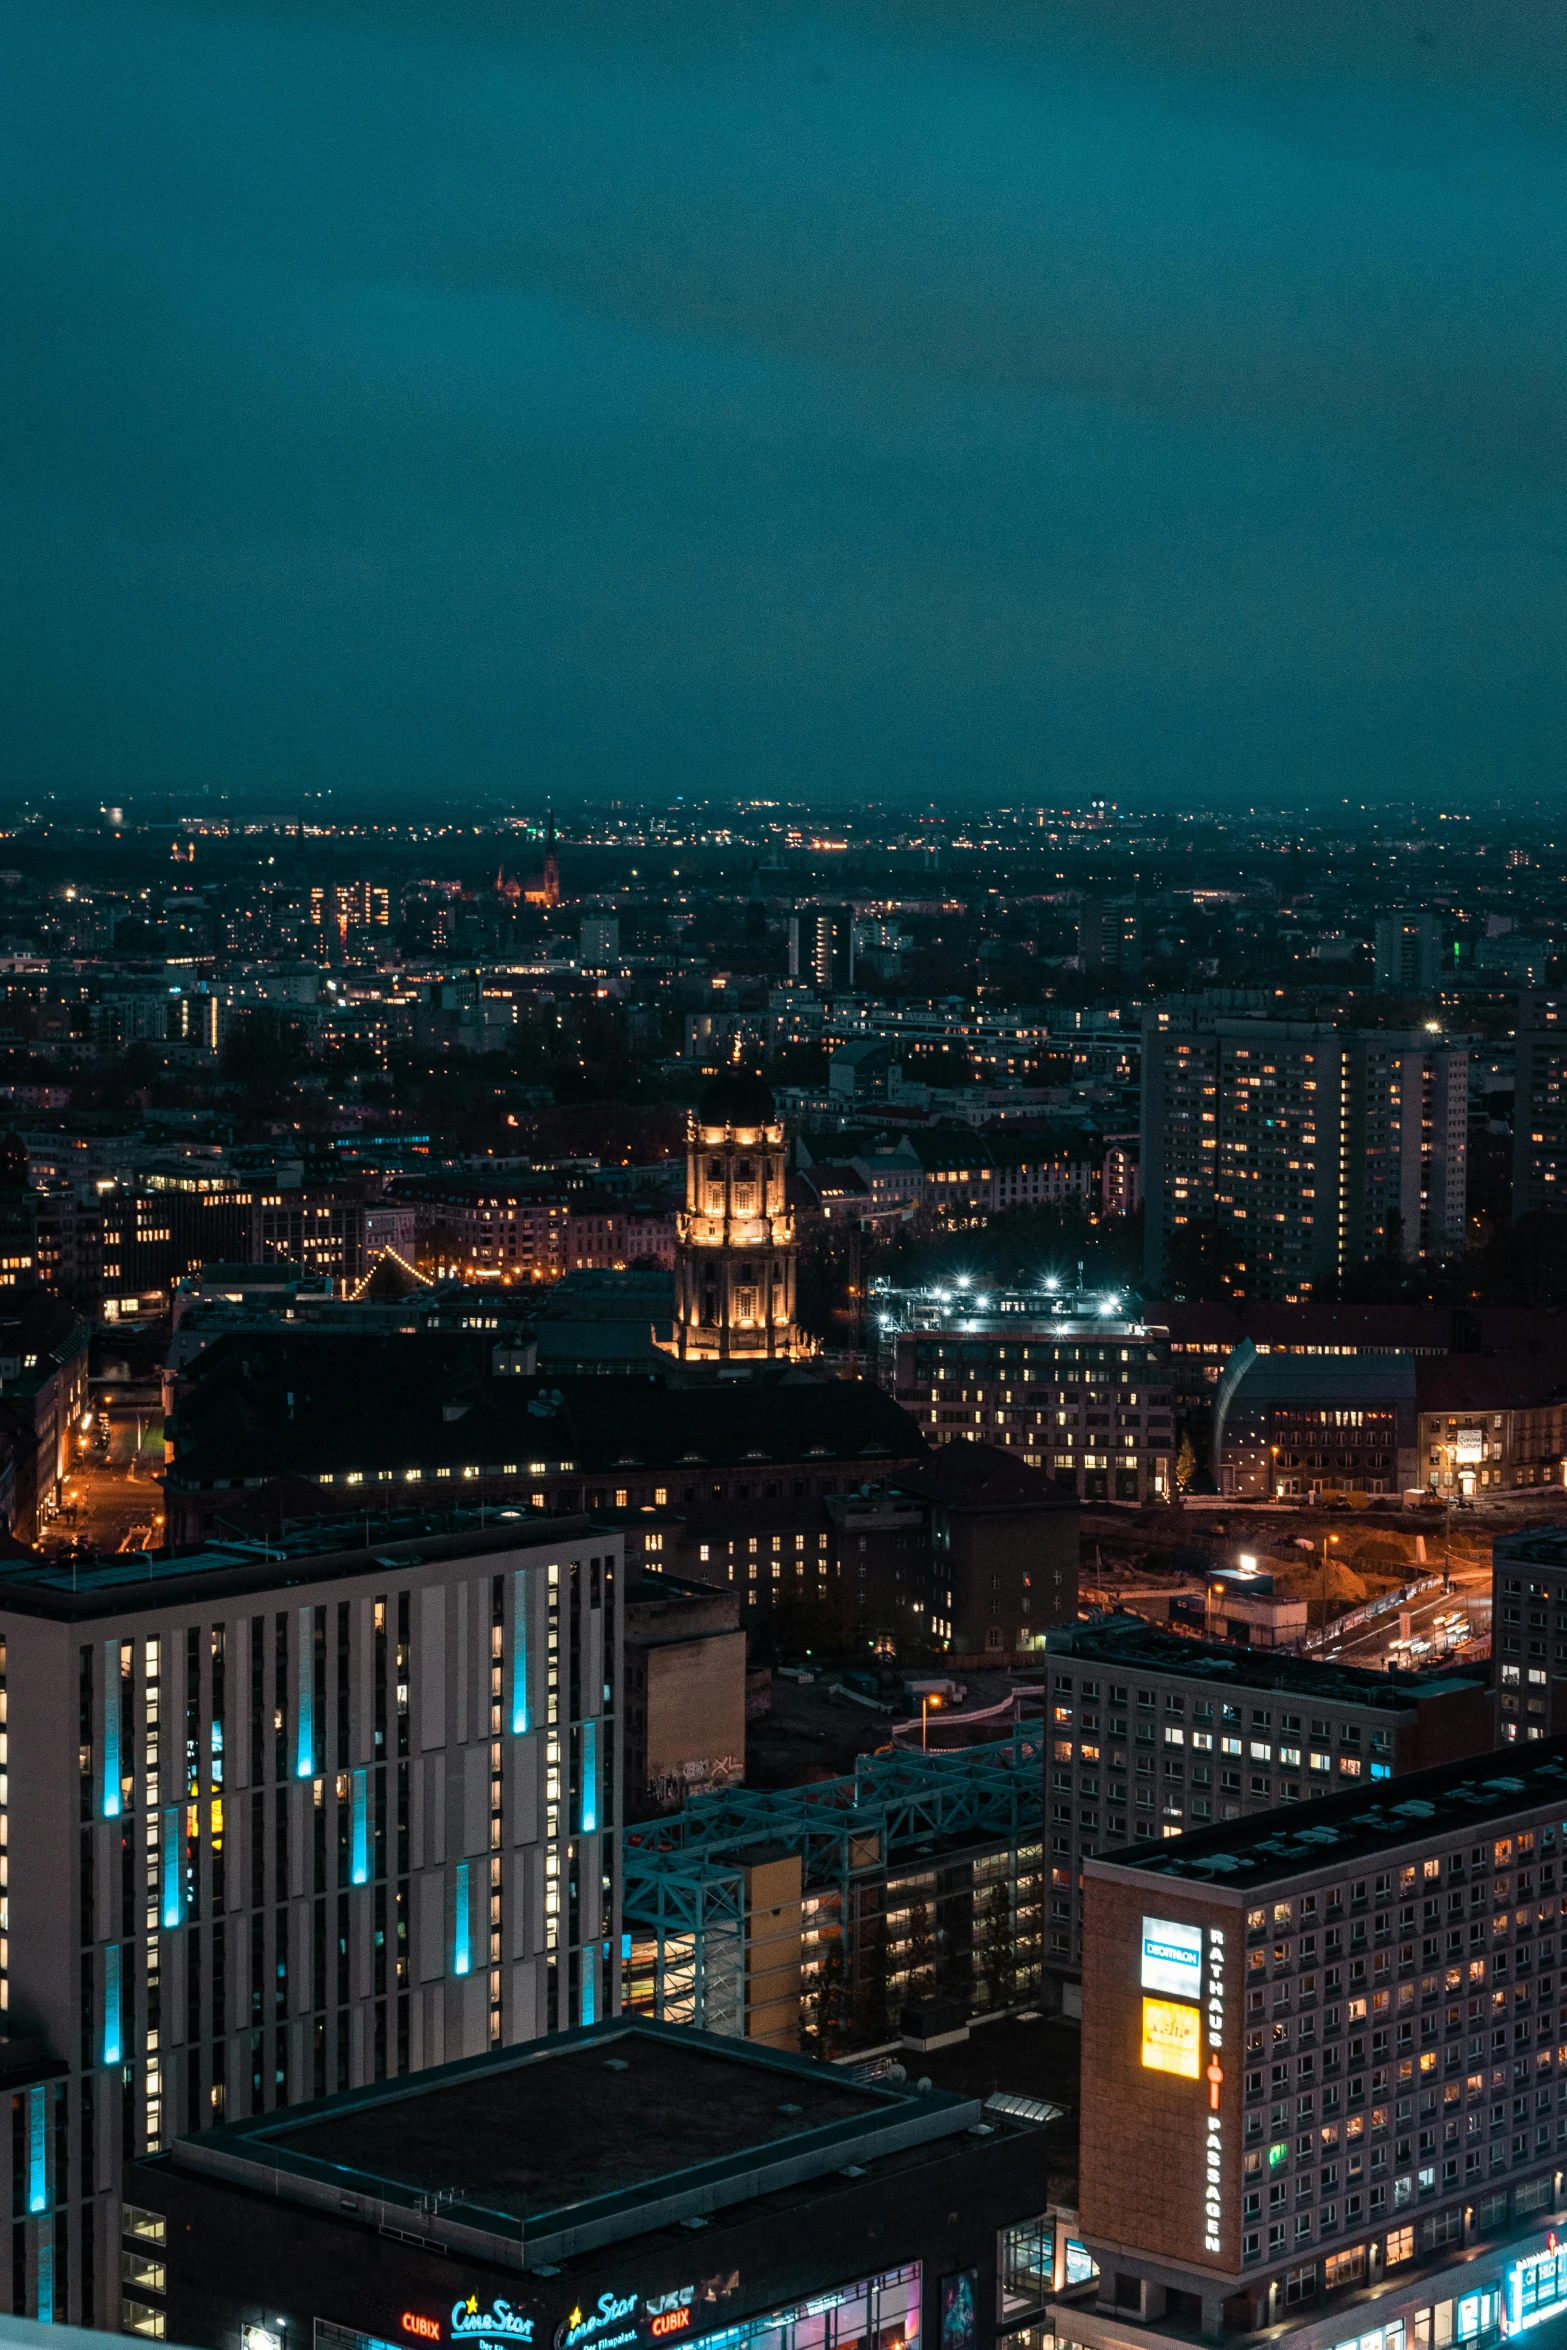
[669,1072,806,1362]
[696,1068,776,1130]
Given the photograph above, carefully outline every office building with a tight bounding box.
[1374,915,1442,996]
[131,2016,1059,2350]
[622,1572,746,1819]
[612,1439,1074,1658]
[1413,1355,1567,1500]
[883,1287,1175,1507]
[1141,1015,1468,1300]
[0,1510,623,2329]
[162,1338,921,1548]
[1514,994,1567,1219]
[1153,1301,1563,1420]
[1491,1525,1567,1744]
[1212,1347,1418,1501]
[1475,935,1550,987]
[623,1735,1044,2054]
[1213,1346,1567,1504]
[0,2036,79,2327]
[892,1443,1078,1652]
[1040,1620,1492,2013]
[1062,1739,1567,2350]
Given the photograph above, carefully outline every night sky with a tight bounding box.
[7,0,1567,811]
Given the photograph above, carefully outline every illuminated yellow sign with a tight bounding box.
[1141,1996,1200,2079]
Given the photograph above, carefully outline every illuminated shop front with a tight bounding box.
[129,2021,1056,2350]
[691,2266,921,2350]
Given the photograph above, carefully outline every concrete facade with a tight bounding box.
[1042,1623,1493,1998]
[0,1513,623,2331]
[1062,1742,1567,2350]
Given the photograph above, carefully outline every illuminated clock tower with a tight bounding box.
[671,1068,806,1362]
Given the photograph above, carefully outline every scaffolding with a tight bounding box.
[621,1728,1044,2043]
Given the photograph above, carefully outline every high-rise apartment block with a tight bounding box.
[1375,914,1443,995]
[788,907,854,993]
[0,1512,622,2331]
[1514,994,1567,1219]
[1491,1525,1567,1744]
[579,913,620,964]
[309,883,390,935]
[1041,1622,1492,2012]
[1078,900,1142,979]
[1064,1741,1567,2350]
[1142,1014,1468,1300]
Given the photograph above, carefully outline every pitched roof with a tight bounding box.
[1415,1349,1567,1413]
[898,1439,1073,1512]
[167,1334,925,1486]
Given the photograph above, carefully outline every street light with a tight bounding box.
[1321,1532,1340,1634]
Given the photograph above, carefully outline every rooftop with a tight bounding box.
[624,1729,1041,1895]
[1415,1352,1567,1411]
[0,1508,597,1623]
[1044,1616,1485,1713]
[167,2019,988,2266]
[1496,1523,1567,1571]
[1092,1735,1567,1892]
[899,1439,1077,1515]
[1219,1345,1416,1405]
[166,1335,925,1486]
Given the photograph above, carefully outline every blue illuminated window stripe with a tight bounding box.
[580,1720,598,1835]
[511,1569,530,1735]
[351,1769,368,1885]
[454,1860,471,1976]
[161,1805,182,1930]
[295,1605,314,1777]
[27,2085,46,2214]
[101,1639,120,1818]
[580,1954,596,2027]
[36,2240,51,2325]
[103,1945,122,2067]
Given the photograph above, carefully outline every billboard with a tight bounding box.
[1140,1916,1203,2000]
[1141,1996,1201,2079]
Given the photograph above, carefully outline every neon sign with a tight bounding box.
[647,2291,695,2343]
[1506,2237,1567,2333]
[453,2302,534,2343]
[403,2320,441,2342]
[1203,1927,1227,2258]
[554,2295,639,2350]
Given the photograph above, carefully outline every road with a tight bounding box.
[1316,1574,1491,1669]
[42,1453,165,1559]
